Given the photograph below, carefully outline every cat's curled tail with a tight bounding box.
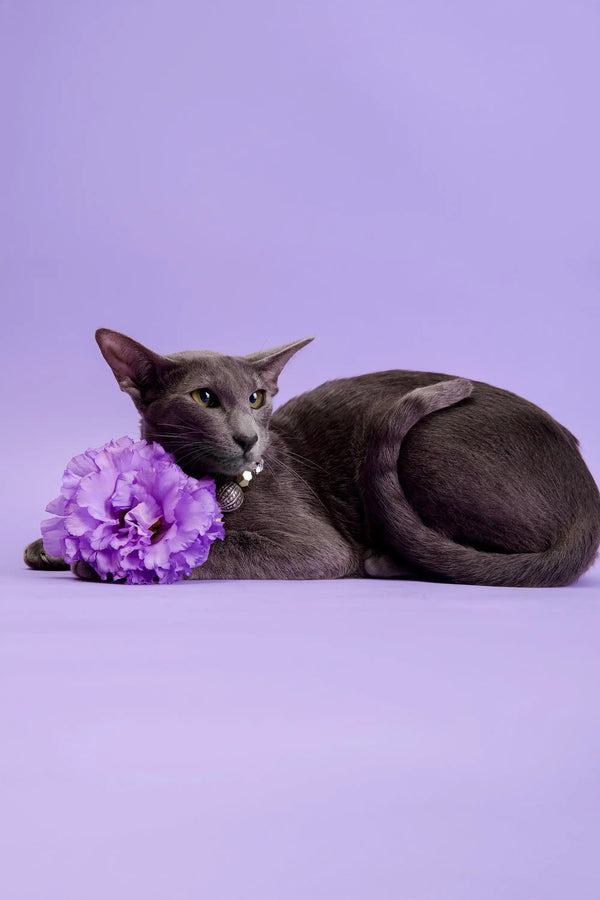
[361,379,600,587]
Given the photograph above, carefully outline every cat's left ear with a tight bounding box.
[241,337,314,390]
[95,328,175,406]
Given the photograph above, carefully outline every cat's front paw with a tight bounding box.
[24,538,69,571]
[71,560,101,581]
[71,561,127,583]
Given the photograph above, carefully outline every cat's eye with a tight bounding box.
[249,390,265,409]
[191,388,220,408]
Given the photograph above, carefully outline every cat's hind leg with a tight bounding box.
[364,550,435,580]
[24,538,70,571]
[363,550,448,582]
[364,551,415,578]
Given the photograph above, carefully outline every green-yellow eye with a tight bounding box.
[191,388,219,408]
[249,390,265,409]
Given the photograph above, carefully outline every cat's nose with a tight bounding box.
[233,432,258,453]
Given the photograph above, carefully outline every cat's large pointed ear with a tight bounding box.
[95,328,174,403]
[241,337,314,389]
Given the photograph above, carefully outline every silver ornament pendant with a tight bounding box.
[216,457,265,514]
[216,481,245,513]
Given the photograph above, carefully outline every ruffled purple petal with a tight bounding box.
[46,494,70,516]
[40,516,68,557]
[65,507,104,537]
[125,498,162,533]
[111,472,135,510]
[75,468,119,520]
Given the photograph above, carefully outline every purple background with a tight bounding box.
[1,2,600,898]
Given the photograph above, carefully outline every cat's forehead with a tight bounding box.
[166,349,257,392]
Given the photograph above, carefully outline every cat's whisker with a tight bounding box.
[148,431,220,454]
[152,421,197,432]
[265,451,329,513]
[281,448,329,474]
[174,447,215,467]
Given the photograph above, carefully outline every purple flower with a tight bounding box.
[41,437,225,584]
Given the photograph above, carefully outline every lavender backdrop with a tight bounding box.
[1,2,599,899]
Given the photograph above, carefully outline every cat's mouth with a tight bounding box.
[175,447,261,479]
[217,450,262,477]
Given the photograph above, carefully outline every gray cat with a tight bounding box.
[25,328,600,586]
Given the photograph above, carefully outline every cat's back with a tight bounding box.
[272,369,469,446]
[273,369,454,424]
[272,368,579,442]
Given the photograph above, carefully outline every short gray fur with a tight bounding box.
[24,328,600,586]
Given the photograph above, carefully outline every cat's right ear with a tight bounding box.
[95,328,173,404]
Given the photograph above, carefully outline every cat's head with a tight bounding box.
[96,328,314,477]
